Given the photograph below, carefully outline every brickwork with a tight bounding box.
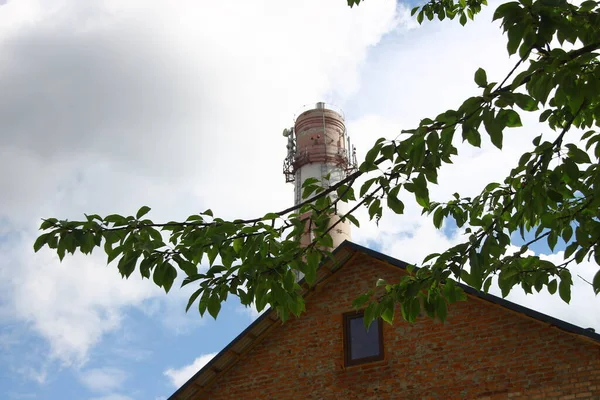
[202,253,600,400]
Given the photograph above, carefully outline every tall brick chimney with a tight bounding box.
[282,102,358,252]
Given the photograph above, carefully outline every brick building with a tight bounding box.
[168,241,600,400]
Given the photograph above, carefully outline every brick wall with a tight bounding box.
[202,253,600,400]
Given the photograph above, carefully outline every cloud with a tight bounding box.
[0,0,405,376]
[0,234,160,366]
[0,0,404,222]
[79,367,127,393]
[164,353,217,388]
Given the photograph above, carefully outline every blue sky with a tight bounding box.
[0,1,598,399]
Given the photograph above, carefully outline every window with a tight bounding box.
[343,311,384,366]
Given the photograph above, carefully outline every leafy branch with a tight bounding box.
[35,0,600,325]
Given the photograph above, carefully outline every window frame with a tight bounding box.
[343,310,384,367]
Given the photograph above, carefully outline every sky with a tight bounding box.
[0,0,598,399]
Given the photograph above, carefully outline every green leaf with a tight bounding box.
[387,193,405,215]
[433,208,444,229]
[539,109,553,123]
[318,234,334,248]
[413,174,430,208]
[566,144,591,164]
[163,264,178,293]
[427,131,440,152]
[104,214,126,224]
[593,270,600,295]
[39,218,57,230]
[506,24,525,56]
[563,158,579,181]
[547,231,558,251]
[368,199,382,220]
[198,295,209,316]
[233,237,243,254]
[262,212,279,220]
[136,206,151,219]
[422,253,439,263]
[381,304,394,324]
[107,246,123,264]
[474,68,488,87]
[363,303,378,329]
[117,254,138,278]
[464,128,481,147]
[360,178,378,198]
[139,257,154,279]
[499,109,522,127]
[483,109,503,149]
[336,185,356,202]
[345,213,360,227]
[559,277,571,304]
[579,1,597,12]
[207,295,221,319]
[513,93,538,111]
[305,250,320,285]
[33,234,49,252]
[484,182,500,191]
[364,142,382,165]
[255,284,269,312]
[380,144,395,161]
[352,292,371,309]
[186,288,202,312]
[410,298,420,321]
[460,270,474,287]
[548,279,557,295]
[436,296,448,322]
[153,262,166,287]
[483,276,493,292]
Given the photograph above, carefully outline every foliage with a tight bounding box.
[36,0,600,328]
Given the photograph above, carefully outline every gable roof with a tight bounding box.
[168,240,600,400]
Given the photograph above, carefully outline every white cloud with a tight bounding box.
[79,367,127,393]
[164,353,217,388]
[0,234,161,366]
[0,0,403,222]
[0,0,404,376]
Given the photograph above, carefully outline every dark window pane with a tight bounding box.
[349,316,380,360]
